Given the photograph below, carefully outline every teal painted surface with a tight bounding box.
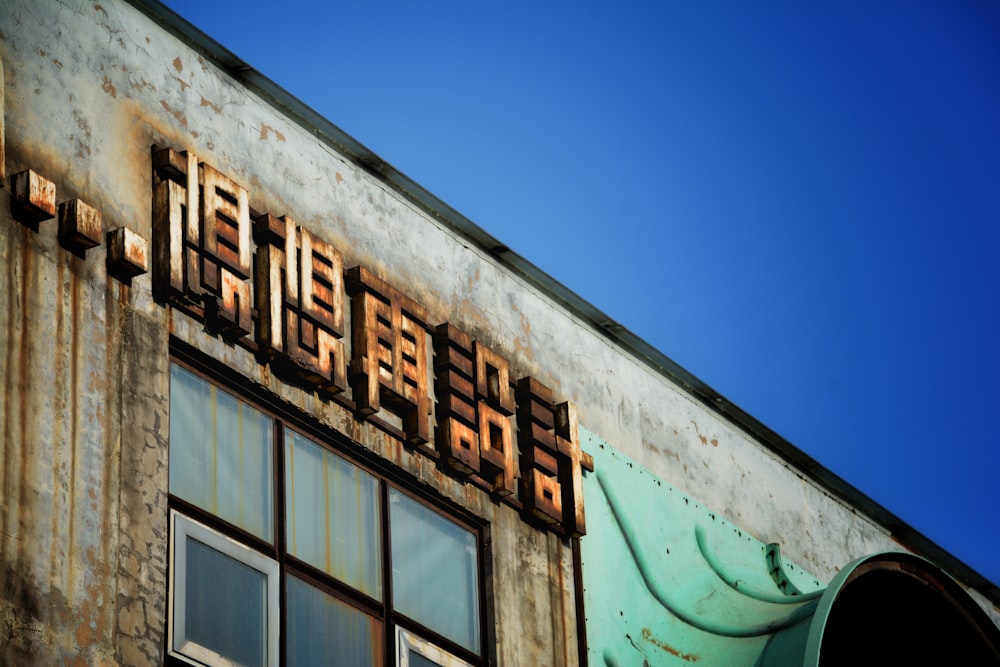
[579,428,825,666]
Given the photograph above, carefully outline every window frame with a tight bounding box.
[396,626,474,667]
[166,352,490,667]
[167,510,280,667]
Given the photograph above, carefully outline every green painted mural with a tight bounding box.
[579,429,1000,666]
[580,429,823,665]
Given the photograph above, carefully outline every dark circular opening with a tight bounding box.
[820,562,1000,666]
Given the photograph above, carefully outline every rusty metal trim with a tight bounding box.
[10,169,56,226]
[58,198,103,256]
[106,227,149,283]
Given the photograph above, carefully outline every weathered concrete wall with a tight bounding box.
[0,196,119,666]
[0,2,995,664]
[0,2,584,662]
[0,26,173,662]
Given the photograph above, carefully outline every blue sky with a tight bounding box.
[159,1,1000,586]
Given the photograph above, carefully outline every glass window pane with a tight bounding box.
[407,651,442,667]
[185,538,267,667]
[286,575,383,666]
[390,489,480,654]
[169,364,274,541]
[285,430,382,598]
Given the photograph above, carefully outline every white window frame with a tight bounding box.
[168,510,280,667]
[396,626,473,667]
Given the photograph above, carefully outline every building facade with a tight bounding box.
[0,1,997,665]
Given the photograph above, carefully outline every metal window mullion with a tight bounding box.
[275,421,288,666]
[382,480,394,666]
[478,526,491,666]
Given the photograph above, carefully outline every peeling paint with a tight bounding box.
[101,76,116,98]
[71,109,93,159]
[158,99,187,128]
[259,123,285,142]
[199,95,221,113]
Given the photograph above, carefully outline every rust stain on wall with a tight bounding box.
[642,628,699,662]
[0,219,120,665]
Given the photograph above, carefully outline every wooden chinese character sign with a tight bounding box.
[148,143,592,537]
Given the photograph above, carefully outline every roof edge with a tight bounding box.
[126,0,999,608]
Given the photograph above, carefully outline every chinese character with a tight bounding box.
[516,378,593,537]
[433,324,517,497]
[347,267,431,445]
[255,213,346,396]
[152,148,252,337]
